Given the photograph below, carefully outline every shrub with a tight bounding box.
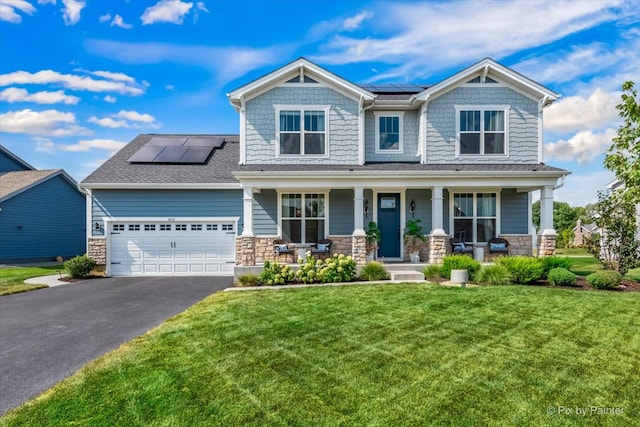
[259,260,294,286]
[586,270,623,290]
[237,274,260,287]
[541,256,571,278]
[64,254,96,279]
[441,255,481,280]
[496,256,544,285]
[296,253,357,284]
[423,264,443,280]
[359,261,389,281]
[547,267,577,287]
[475,265,513,286]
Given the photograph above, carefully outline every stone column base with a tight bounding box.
[352,235,367,265]
[428,234,447,264]
[88,237,106,266]
[537,234,556,257]
[239,236,256,266]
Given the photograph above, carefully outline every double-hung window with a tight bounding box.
[277,106,328,156]
[453,192,497,243]
[457,106,507,155]
[374,112,403,153]
[281,193,326,243]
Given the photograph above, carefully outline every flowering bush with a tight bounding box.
[259,260,295,286]
[296,252,356,284]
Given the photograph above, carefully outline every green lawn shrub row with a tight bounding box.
[64,255,96,279]
[359,261,389,281]
[441,255,481,280]
[547,267,577,287]
[587,270,623,289]
[496,256,544,285]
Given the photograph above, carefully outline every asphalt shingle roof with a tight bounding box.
[82,133,568,186]
[0,170,60,200]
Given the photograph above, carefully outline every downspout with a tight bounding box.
[360,97,375,165]
[239,96,246,165]
[537,95,549,163]
[420,95,430,164]
[554,175,566,190]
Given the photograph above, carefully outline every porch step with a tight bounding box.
[388,270,425,281]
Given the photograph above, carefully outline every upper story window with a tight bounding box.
[456,106,508,156]
[374,112,404,153]
[276,106,329,156]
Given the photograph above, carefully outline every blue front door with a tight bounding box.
[377,193,401,258]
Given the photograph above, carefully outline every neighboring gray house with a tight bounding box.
[0,145,86,263]
[81,58,569,276]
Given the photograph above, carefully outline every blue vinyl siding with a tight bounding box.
[329,189,354,235]
[406,189,432,232]
[0,151,30,172]
[91,189,243,236]
[254,189,277,235]
[0,175,86,262]
[365,110,420,162]
[500,188,529,234]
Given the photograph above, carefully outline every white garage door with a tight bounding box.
[109,220,236,276]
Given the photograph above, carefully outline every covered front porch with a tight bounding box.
[232,168,563,268]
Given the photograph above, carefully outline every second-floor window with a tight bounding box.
[457,107,507,156]
[277,107,328,156]
[375,112,404,153]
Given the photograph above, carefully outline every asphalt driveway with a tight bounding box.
[0,276,231,415]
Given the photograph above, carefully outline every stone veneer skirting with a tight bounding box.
[236,236,356,266]
[537,234,557,257]
[88,237,106,265]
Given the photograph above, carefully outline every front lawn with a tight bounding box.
[0,265,64,295]
[2,284,638,426]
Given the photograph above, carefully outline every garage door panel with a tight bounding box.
[109,220,236,276]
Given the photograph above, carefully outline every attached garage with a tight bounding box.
[107,219,237,276]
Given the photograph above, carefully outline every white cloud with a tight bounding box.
[165,84,175,90]
[103,95,116,103]
[33,136,56,153]
[343,11,372,31]
[196,2,208,12]
[111,14,132,29]
[0,108,91,136]
[0,0,36,23]
[313,0,624,80]
[62,0,85,25]
[545,88,620,133]
[88,110,158,128]
[545,128,617,165]
[85,39,286,82]
[59,138,126,153]
[141,0,193,25]
[99,13,110,23]
[0,69,145,95]
[37,0,56,4]
[0,87,80,104]
[554,169,616,207]
[87,70,136,83]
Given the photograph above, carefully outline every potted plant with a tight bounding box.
[365,221,381,262]
[403,219,427,263]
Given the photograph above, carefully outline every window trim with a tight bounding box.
[278,191,328,244]
[275,105,330,158]
[374,111,404,154]
[454,105,509,158]
[450,191,501,244]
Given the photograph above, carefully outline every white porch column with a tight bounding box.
[431,186,446,235]
[353,187,365,236]
[241,186,254,236]
[540,185,556,235]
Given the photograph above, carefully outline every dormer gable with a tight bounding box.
[416,58,559,105]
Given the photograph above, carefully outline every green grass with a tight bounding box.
[0,265,64,295]
[559,248,640,282]
[2,284,639,426]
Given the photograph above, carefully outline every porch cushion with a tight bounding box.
[316,243,329,252]
[489,242,506,251]
[276,244,289,252]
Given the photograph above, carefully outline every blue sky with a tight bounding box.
[1,0,638,207]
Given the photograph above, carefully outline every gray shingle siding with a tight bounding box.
[426,86,539,164]
[253,189,277,235]
[500,188,529,234]
[91,189,242,236]
[329,189,354,235]
[365,110,420,162]
[245,86,359,165]
[406,188,432,232]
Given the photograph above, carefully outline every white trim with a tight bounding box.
[374,111,404,154]
[449,191,501,243]
[276,191,329,243]
[81,183,243,190]
[358,96,365,165]
[239,97,246,165]
[86,188,93,240]
[419,99,429,164]
[274,105,330,158]
[454,105,510,158]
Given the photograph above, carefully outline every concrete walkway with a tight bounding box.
[24,274,70,287]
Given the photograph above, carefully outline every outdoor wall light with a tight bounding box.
[410,200,416,217]
[364,199,369,217]
[94,222,101,231]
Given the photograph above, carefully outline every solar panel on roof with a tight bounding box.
[127,145,165,162]
[128,136,223,164]
[145,137,188,146]
[179,146,215,163]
